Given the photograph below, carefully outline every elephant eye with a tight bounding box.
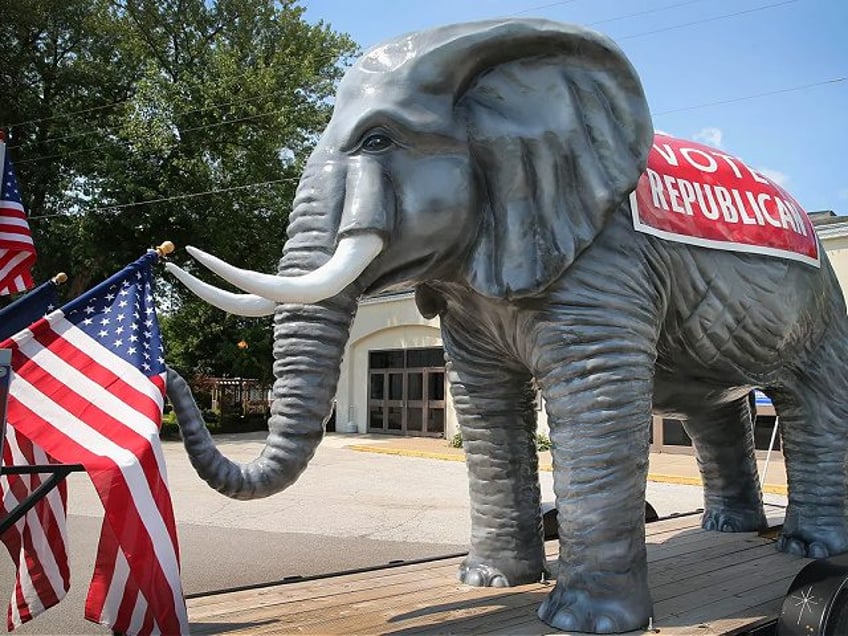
[361,133,393,153]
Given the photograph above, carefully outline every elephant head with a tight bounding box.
[167,18,654,499]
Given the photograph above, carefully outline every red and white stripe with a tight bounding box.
[4,311,187,635]
[0,426,70,630]
[0,141,35,296]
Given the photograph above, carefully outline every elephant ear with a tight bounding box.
[405,20,653,299]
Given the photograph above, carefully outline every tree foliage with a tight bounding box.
[0,0,357,379]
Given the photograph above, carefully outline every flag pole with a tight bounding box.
[0,124,11,452]
[0,131,7,187]
[0,348,10,471]
[51,272,67,285]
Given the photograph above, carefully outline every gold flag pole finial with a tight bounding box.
[155,241,175,257]
[52,272,68,285]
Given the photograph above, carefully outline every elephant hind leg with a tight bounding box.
[773,333,848,557]
[680,394,766,533]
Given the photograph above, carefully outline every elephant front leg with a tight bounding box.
[536,349,655,634]
[445,335,546,587]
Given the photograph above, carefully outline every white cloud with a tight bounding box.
[693,127,723,148]
[756,168,789,187]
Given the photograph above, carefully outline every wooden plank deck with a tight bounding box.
[187,512,811,635]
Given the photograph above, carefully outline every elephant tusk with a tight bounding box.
[165,262,277,317]
[185,233,384,304]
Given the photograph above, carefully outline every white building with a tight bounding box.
[335,211,848,455]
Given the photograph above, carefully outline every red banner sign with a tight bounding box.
[630,133,819,267]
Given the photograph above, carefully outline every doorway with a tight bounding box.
[367,348,446,437]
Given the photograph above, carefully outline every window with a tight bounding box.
[368,348,446,436]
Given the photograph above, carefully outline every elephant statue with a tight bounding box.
[164,18,848,634]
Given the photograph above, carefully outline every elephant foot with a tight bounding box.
[537,580,652,634]
[458,554,546,587]
[778,513,848,558]
[701,505,766,533]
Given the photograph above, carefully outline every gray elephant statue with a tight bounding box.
[165,18,848,634]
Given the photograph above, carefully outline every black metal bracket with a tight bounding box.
[0,463,84,535]
[0,348,86,538]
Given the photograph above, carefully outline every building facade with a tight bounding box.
[335,212,848,455]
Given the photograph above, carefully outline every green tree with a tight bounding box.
[0,0,357,380]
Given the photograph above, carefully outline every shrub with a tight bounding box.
[447,431,552,451]
[535,433,552,452]
[159,411,180,440]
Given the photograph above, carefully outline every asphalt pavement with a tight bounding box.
[0,432,786,635]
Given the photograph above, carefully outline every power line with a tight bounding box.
[618,0,798,41]
[27,75,846,220]
[179,110,281,134]
[588,0,705,27]
[655,76,847,115]
[2,49,347,132]
[512,0,579,16]
[15,110,287,166]
[26,71,845,221]
[27,177,297,220]
[3,98,133,130]
[7,87,288,150]
[1,0,760,146]
[15,63,841,168]
[6,0,811,168]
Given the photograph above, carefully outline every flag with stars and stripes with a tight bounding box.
[0,277,69,630]
[0,135,36,296]
[0,251,187,635]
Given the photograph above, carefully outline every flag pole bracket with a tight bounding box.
[0,464,85,535]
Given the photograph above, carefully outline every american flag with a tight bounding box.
[1,251,187,634]
[0,428,70,631]
[0,135,36,296]
[0,278,68,631]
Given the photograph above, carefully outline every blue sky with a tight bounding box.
[302,0,846,215]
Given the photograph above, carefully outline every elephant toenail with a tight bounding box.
[595,615,619,633]
[808,542,830,558]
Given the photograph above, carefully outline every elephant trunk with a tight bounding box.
[168,156,362,500]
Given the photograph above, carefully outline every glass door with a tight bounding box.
[367,348,446,436]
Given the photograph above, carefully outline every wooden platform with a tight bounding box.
[187,512,810,635]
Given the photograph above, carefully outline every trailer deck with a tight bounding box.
[187,510,810,635]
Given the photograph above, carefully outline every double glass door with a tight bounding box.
[368,348,446,436]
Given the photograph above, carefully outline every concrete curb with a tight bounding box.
[347,445,465,463]
[347,444,790,496]
[646,472,788,496]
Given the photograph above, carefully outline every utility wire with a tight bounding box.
[3,50,348,131]
[27,177,297,220]
[6,0,814,169]
[8,87,289,150]
[15,110,287,165]
[3,0,781,149]
[511,0,578,16]
[15,0,831,221]
[618,0,797,40]
[587,0,705,27]
[655,76,847,115]
[27,72,845,221]
[15,66,841,168]
[4,99,134,130]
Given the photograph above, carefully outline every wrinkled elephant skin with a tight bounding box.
[167,19,848,634]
